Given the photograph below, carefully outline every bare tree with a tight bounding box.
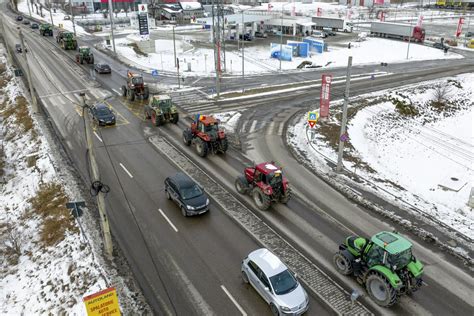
[432,83,451,105]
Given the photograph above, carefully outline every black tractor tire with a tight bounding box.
[235,176,249,194]
[219,137,228,153]
[156,115,164,126]
[171,113,179,124]
[183,130,192,146]
[195,138,208,157]
[89,55,94,64]
[366,272,398,307]
[333,251,353,275]
[121,86,127,97]
[80,57,83,64]
[127,89,135,101]
[252,187,271,211]
[280,187,291,204]
[143,87,149,100]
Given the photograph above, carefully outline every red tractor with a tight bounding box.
[121,71,149,101]
[182,115,228,157]
[235,162,291,210]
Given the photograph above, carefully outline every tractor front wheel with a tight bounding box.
[156,115,164,126]
[183,130,192,146]
[90,55,94,64]
[280,187,291,204]
[127,88,135,101]
[219,137,228,153]
[366,272,398,307]
[143,87,149,100]
[235,176,249,194]
[171,113,179,124]
[195,138,208,157]
[252,187,271,211]
[121,86,127,97]
[333,252,353,275]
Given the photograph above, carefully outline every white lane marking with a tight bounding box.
[220,285,247,316]
[277,122,285,136]
[158,209,178,232]
[113,88,121,96]
[248,120,258,133]
[266,121,276,135]
[241,120,249,133]
[93,131,103,142]
[192,78,202,85]
[196,89,209,97]
[119,163,134,178]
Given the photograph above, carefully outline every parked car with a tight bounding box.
[254,31,268,38]
[311,30,327,38]
[31,23,39,29]
[466,31,473,38]
[22,20,30,25]
[322,28,337,36]
[89,102,116,126]
[242,248,309,315]
[16,15,23,21]
[94,63,111,74]
[239,33,253,41]
[164,173,209,217]
[433,42,449,52]
[64,15,71,20]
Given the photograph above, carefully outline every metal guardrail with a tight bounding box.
[150,135,373,315]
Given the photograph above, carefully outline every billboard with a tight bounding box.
[138,4,149,36]
[287,41,309,58]
[270,43,293,61]
[303,38,325,53]
[320,74,332,118]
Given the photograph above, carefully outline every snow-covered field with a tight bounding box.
[288,73,473,239]
[0,47,148,314]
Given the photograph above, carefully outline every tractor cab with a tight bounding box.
[365,232,414,270]
[78,46,90,54]
[131,76,143,86]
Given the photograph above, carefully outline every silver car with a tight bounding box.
[241,248,309,315]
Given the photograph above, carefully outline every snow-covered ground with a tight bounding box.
[288,73,473,239]
[0,46,148,314]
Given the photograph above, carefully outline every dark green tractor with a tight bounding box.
[334,231,424,307]
[56,30,77,50]
[144,95,179,126]
[39,23,53,36]
[76,46,94,64]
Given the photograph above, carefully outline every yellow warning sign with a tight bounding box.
[83,287,121,316]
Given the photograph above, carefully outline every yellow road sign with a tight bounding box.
[83,287,120,316]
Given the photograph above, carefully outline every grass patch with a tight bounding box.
[28,182,78,247]
[15,96,34,133]
[127,43,148,57]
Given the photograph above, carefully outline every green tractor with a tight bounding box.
[39,23,53,36]
[76,46,94,64]
[56,30,77,50]
[334,231,424,307]
[144,95,179,126]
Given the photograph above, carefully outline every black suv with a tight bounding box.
[164,173,209,217]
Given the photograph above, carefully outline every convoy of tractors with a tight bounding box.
[26,21,425,310]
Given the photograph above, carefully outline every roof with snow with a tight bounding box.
[179,2,203,10]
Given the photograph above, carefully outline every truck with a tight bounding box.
[370,22,425,42]
[311,17,353,33]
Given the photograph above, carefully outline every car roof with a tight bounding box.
[248,248,286,277]
[93,103,108,109]
[169,172,195,188]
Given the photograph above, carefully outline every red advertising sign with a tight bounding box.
[456,17,465,38]
[320,74,332,118]
[317,8,322,17]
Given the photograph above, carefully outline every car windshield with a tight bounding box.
[388,248,412,269]
[269,270,298,295]
[96,107,111,115]
[180,184,203,200]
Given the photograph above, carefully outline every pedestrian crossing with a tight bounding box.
[238,119,285,136]
[169,89,219,115]
[39,88,113,108]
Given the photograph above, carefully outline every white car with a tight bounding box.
[311,30,327,38]
[241,248,309,315]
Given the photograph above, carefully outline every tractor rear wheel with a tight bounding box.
[121,86,127,97]
[156,115,164,126]
[171,113,179,124]
[366,272,398,307]
[235,176,249,194]
[333,252,353,275]
[280,187,291,204]
[195,138,208,157]
[127,89,135,101]
[219,137,228,153]
[252,187,271,211]
[89,55,94,64]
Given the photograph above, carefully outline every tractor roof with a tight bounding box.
[79,46,89,49]
[371,231,412,254]
[255,162,282,175]
[198,115,218,125]
[151,95,171,101]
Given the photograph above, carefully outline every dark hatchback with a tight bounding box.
[16,15,23,21]
[31,23,39,29]
[89,103,116,126]
[94,63,111,74]
[165,173,209,217]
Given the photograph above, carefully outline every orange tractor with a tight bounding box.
[121,71,149,101]
[182,115,228,157]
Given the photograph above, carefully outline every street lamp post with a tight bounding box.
[280,7,283,71]
[406,14,414,59]
[68,0,77,37]
[242,10,245,92]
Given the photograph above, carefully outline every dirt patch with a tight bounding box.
[127,43,148,57]
[27,182,79,247]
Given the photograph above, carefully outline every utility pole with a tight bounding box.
[49,5,54,26]
[173,25,177,67]
[18,28,38,113]
[241,10,244,92]
[336,56,352,173]
[80,93,113,258]
[406,13,414,59]
[107,0,116,53]
[68,0,77,37]
[280,7,283,71]
[26,0,32,17]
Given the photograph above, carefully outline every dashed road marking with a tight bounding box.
[248,120,258,133]
[159,208,178,232]
[119,162,133,178]
[220,285,247,316]
[93,131,103,142]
